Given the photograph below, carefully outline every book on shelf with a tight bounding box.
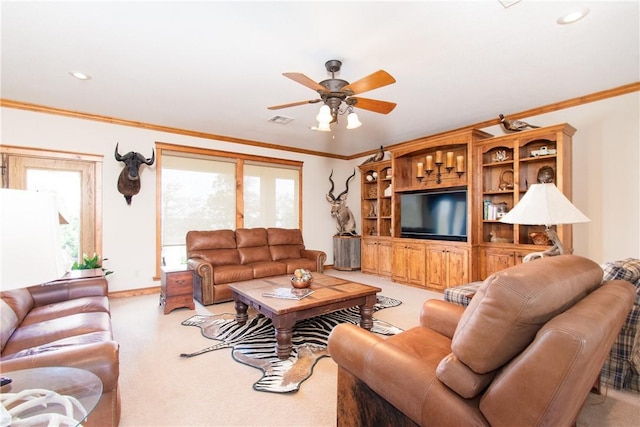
[262,287,314,300]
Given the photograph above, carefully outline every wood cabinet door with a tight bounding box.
[406,243,426,286]
[378,240,393,276]
[361,238,378,274]
[426,246,447,290]
[447,246,470,287]
[481,248,516,279]
[392,242,409,282]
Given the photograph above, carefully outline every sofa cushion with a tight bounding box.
[1,331,113,360]
[267,228,306,261]
[452,255,603,373]
[436,353,495,398]
[1,289,34,324]
[267,228,305,246]
[21,296,110,326]
[245,261,287,278]
[270,245,303,261]
[1,312,112,356]
[236,228,272,264]
[187,229,241,266]
[236,228,268,247]
[212,264,254,284]
[238,246,272,264]
[187,229,237,250]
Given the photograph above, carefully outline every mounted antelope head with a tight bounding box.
[326,169,357,236]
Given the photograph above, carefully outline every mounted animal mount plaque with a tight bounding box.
[115,143,155,205]
[326,169,357,236]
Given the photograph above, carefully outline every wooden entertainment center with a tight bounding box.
[359,124,575,291]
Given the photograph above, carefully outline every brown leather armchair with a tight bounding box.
[328,255,635,427]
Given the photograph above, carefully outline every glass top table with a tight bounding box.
[1,367,102,426]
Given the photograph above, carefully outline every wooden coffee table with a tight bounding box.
[228,273,381,360]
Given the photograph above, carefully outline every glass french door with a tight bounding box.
[1,147,102,269]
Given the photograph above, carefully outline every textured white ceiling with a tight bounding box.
[1,1,638,157]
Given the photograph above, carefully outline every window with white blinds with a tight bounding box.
[159,149,301,267]
[243,162,299,229]
[161,152,236,266]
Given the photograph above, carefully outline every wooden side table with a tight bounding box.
[160,266,195,314]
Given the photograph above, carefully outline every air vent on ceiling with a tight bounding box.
[498,0,521,8]
[268,115,294,125]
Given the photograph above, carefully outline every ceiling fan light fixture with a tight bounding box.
[316,121,331,132]
[316,105,332,124]
[346,112,362,129]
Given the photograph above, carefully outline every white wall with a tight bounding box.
[2,91,638,291]
[0,109,347,292]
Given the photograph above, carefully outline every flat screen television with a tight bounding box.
[400,189,468,241]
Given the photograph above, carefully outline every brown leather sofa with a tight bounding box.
[187,227,326,305]
[328,255,635,427]
[0,277,120,427]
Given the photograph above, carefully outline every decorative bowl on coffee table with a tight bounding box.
[291,269,313,288]
[291,277,313,289]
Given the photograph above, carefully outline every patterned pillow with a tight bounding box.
[601,258,640,377]
[602,258,640,289]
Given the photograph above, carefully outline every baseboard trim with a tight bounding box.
[109,286,159,298]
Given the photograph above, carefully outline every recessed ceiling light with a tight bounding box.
[69,71,92,80]
[557,7,590,25]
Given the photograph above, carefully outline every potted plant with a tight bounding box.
[71,253,113,276]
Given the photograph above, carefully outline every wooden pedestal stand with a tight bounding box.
[333,235,361,271]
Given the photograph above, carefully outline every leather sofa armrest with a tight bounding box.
[187,257,213,278]
[328,323,385,379]
[300,249,327,273]
[420,299,465,339]
[28,278,108,307]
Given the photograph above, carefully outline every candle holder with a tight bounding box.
[416,153,465,183]
[434,160,444,184]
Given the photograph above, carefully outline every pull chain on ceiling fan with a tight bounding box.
[268,60,397,130]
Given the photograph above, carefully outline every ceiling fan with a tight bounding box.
[268,60,397,127]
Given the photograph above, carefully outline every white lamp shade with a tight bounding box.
[500,183,590,225]
[315,105,332,124]
[0,189,66,291]
[346,112,362,129]
[316,121,331,132]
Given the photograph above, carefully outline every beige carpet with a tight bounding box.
[110,270,640,426]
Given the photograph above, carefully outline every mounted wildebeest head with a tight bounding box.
[115,143,155,205]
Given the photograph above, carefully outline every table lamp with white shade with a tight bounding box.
[499,183,589,262]
[0,189,79,425]
[0,188,66,291]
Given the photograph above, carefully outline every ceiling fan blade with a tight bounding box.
[267,99,321,110]
[342,70,396,95]
[351,97,397,114]
[282,73,329,93]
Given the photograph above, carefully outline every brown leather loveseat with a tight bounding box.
[328,255,635,426]
[0,277,120,427]
[187,227,326,305]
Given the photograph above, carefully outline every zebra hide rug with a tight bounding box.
[180,296,402,393]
